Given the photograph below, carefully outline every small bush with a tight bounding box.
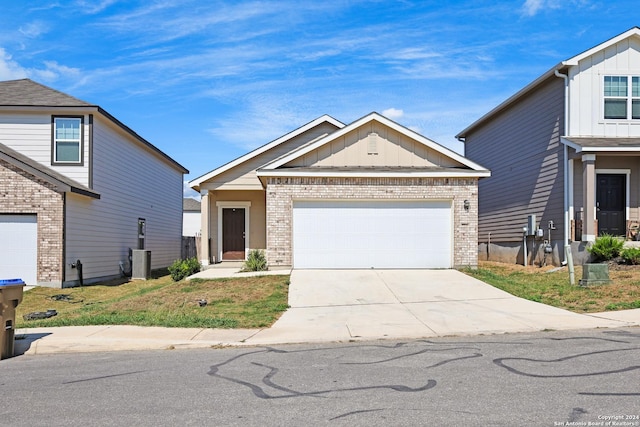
[168,257,201,281]
[243,249,268,272]
[587,234,624,261]
[621,247,640,265]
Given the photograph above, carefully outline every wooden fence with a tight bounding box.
[181,234,201,260]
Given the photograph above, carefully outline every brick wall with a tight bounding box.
[265,176,478,268]
[0,159,64,285]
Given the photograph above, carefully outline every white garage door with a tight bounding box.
[292,200,452,269]
[0,214,37,284]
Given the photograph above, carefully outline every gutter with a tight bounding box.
[554,69,570,264]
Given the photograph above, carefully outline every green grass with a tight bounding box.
[16,274,290,329]
[463,262,640,313]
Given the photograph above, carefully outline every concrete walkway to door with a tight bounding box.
[246,269,638,344]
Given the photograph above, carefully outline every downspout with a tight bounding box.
[554,69,569,264]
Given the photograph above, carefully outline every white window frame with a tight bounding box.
[52,116,84,165]
[603,75,640,120]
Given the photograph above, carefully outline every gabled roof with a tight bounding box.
[0,79,188,174]
[188,114,345,188]
[456,27,640,139]
[0,79,94,107]
[0,142,100,198]
[259,112,490,177]
[183,198,201,211]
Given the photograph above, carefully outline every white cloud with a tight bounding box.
[28,61,82,83]
[0,48,28,80]
[522,0,544,16]
[18,21,48,38]
[382,108,404,120]
[521,0,570,17]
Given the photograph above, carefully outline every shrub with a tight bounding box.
[243,249,267,272]
[587,234,624,262]
[621,247,640,265]
[168,257,201,281]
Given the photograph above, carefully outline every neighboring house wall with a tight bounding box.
[183,211,201,236]
[0,158,64,285]
[0,111,90,187]
[569,36,640,137]
[64,116,183,284]
[464,77,565,263]
[265,177,478,268]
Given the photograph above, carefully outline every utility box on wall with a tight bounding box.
[132,250,151,280]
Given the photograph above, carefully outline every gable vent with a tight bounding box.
[368,132,378,155]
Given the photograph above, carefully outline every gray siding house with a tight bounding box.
[457,27,640,265]
[0,79,188,287]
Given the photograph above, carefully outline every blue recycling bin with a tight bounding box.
[0,279,26,359]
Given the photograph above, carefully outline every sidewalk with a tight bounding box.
[11,266,640,356]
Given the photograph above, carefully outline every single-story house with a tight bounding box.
[190,112,490,269]
[457,27,640,265]
[0,79,188,287]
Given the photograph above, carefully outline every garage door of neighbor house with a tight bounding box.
[292,200,452,269]
[0,214,38,284]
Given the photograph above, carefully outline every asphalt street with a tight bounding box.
[2,328,639,426]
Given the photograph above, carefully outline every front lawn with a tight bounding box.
[464,261,640,313]
[16,274,290,329]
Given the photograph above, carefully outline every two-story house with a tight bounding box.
[457,27,640,265]
[0,79,188,287]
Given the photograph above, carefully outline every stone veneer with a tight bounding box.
[265,176,479,268]
[0,159,64,285]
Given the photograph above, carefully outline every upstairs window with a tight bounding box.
[604,76,640,120]
[52,116,83,164]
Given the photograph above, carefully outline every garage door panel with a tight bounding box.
[293,200,452,269]
[0,214,37,284]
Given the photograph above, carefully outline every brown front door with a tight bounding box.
[222,208,245,260]
[596,174,626,236]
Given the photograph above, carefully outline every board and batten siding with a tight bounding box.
[203,122,341,190]
[287,121,463,168]
[64,115,183,284]
[464,76,565,243]
[570,36,640,137]
[0,111,90,187]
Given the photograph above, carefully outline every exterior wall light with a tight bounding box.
[464,200,470,211]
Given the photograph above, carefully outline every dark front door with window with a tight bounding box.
[222,208,245,260]
[597,174,626,236]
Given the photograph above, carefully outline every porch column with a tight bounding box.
[200,189,211,265]
[582,154,597,242]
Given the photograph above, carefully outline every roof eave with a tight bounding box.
[0,150,100,199]
[189,114,345,188]
[264,112,489,172]
[456,63,568,139]
[256,169,491,179]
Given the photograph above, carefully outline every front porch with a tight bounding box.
[565,138,640,243]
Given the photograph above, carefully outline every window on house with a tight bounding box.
[604,76,640,120]
[52,116,83,164]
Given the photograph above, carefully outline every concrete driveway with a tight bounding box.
[248,269,632,344]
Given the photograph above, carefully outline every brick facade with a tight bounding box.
[265,176,479,268]
[0,159,64,285]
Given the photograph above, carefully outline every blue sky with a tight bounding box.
[1,1,639,198]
